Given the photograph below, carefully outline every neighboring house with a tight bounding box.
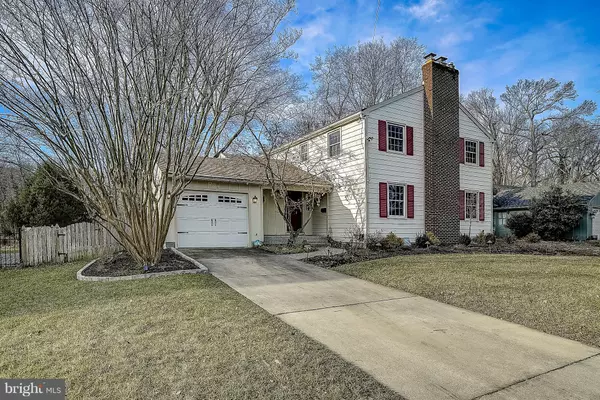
[494,182,600,240]
[163,54,493,248]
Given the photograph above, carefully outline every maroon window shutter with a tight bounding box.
[459,138,465,164]
[406,126,414,155]
[479,192,485,221]
[378,120,387,151]
[479,142,485,167]
[379,182,388,217]
[407,185,414,218]
[459,190,465,220]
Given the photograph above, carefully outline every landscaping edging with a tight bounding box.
[76,248,209,282]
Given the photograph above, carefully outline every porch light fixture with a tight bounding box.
[252,195,258,204]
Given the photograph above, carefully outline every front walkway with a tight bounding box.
[183,249,600,400]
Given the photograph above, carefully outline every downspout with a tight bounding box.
[362,112,369,244]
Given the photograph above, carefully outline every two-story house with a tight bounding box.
[164,54,493,248]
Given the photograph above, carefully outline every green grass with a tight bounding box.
[0,262,401,400]
[335,254,600,348]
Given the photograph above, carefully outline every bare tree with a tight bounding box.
[311,37,425,122]
[248,122,329,245]
[500,79,596,186]
[545,118,600,183]
[0,0,299,266]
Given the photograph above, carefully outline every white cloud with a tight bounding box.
[395,0,447,21]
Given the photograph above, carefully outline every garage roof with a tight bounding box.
[164,156,332,190]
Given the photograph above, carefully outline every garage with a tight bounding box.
[176,191,249,248]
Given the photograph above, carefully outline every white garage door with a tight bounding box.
[176,191,249,248]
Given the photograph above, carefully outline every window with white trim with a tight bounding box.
[387,123,404,152]
[465,140,478,164]
[328,130,341,157]
[465,191,478,219]
[300,143,308,162]
[388,184,405,217]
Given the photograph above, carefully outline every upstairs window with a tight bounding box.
[387,123,404,152]
[328,130,341,157]
[300,143,308,162]
[465,191,478,219]
[388,184,405,217]
[465,140,478,164]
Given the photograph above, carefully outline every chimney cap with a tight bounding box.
[424,52,437,61]
[435,56,448,63]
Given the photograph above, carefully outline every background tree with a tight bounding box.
[311,37,425,122]
[0,0,299,266]
[5,163,88,227]
[530,187,587,240]
[500,79,596,186]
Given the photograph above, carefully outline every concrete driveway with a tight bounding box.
[183,248,600,400]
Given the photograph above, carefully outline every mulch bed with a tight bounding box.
[260,245,321,255]
[307,240,600,268]
[82,249,198,277]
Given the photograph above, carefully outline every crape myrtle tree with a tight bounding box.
[0,0,300,267]
[247,120,329,246]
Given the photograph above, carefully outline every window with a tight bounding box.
[388,184,405,217]
[218,195,242,204]
[328,130,341,157]
[300,143,308,162]
[181,194,207,202]
[387,123,404,152]
[465,140,478,164]
[465,192,478,219]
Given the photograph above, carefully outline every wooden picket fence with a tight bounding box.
[21,222,121,266]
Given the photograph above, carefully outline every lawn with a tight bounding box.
[335,254,600,348]
[0,262,401,400]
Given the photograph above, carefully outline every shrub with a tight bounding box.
[524,232,541,243]
[505,213,534,238]
[6,163,89,227]
[458,234,471,246]
[414,233,429,248]
[530,187,587,241]
[474,230,486,245]
[426,231,441,246]
[381,232,404,250]
[366,231,384,250]
[505,234,516,244]
[485,233,496,244]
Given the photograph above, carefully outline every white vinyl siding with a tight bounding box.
[460,108,493,235]
[367,89,424,239]
[282,119,366,240]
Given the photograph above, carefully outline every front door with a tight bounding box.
[287,191,303,232]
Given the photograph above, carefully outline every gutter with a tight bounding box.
[272,112,363,153]
[362,112,369,241]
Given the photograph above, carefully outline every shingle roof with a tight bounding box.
[163,156,332,189]
[494,182,600,209]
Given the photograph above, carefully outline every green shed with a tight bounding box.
[493,182,600,241]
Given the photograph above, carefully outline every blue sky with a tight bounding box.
[286,0,600,105]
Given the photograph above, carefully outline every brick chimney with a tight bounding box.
[422,53,460,243]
